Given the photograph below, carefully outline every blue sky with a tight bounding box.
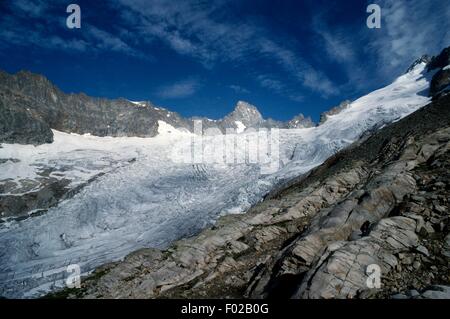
[0,0,449,122]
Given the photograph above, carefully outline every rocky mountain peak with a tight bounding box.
[427,46,450,71]
[287,114,315,129]
[234,100,262,115]
[223,100,264,127]
[406,55,431,73]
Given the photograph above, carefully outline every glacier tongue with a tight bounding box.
[0,63,431,298]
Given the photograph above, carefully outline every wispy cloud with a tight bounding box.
[369,0,450,75]
[12,0,48,17]
[115,0,337,97]
[3,0,447,101]
[312,16,368,92]
[257,74,304,102]
[0,1,150,59]
[257,75,284,93]
[229,85,250,94]
[156,78,201,99]
[1,0,339,97]
[85,25,148,59]
[315,26,355,64]
[0,16,89,52]
[311,0,450,94]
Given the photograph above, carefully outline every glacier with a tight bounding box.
[0,63,432,298]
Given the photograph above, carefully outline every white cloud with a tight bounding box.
[12,0,48,17]
[115,0,338,96]
[311,0,450,93]
[256,74,304,102]
[0,2,150,59]
[257,75,284,93]
[85,25,148,58]
[371,0,450,75]
[0,14,89,53]
[229,85,250,94]
[156,78,201,99]
[315,25,355,64]
[258,39,338,96]
[288,94,304,103]
[4,0,447,100]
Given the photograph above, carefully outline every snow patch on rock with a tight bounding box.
[235,121,246,133]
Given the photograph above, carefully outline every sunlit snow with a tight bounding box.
[0,63,431,298]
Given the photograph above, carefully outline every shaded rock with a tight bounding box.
[0,93,53,145]
[415,245,430,257]
[420,285,450,299]
[443,234,450,258]
[429,69,450,97]
[427,47,450,71]
[391,293,408,299]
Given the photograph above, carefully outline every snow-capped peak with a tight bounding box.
[219,100,264,130]
[129,100,147,107]
[235,100,258,111]
[231,101,263,121]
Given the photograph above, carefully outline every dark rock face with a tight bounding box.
[427,47,450,71]
[0,91,53,144]
[0,70,191,143]
[430,69,450,97]
[426,46,450,98]
[0,178,71,220]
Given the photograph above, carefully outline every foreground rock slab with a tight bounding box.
[53,95,450,299]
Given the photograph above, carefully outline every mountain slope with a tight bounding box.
[43,49,450,299]
[1,47,449,298]
[68,87,450,300]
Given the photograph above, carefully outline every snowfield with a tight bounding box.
[0,63,432,298]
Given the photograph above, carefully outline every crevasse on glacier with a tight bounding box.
[0,63,431,298]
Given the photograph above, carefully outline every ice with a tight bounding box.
[0,63,431,298]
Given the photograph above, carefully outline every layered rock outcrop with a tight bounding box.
[57,92,450,300]
[0,92,53,144]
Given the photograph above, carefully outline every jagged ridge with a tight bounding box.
[0,72,313,145]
